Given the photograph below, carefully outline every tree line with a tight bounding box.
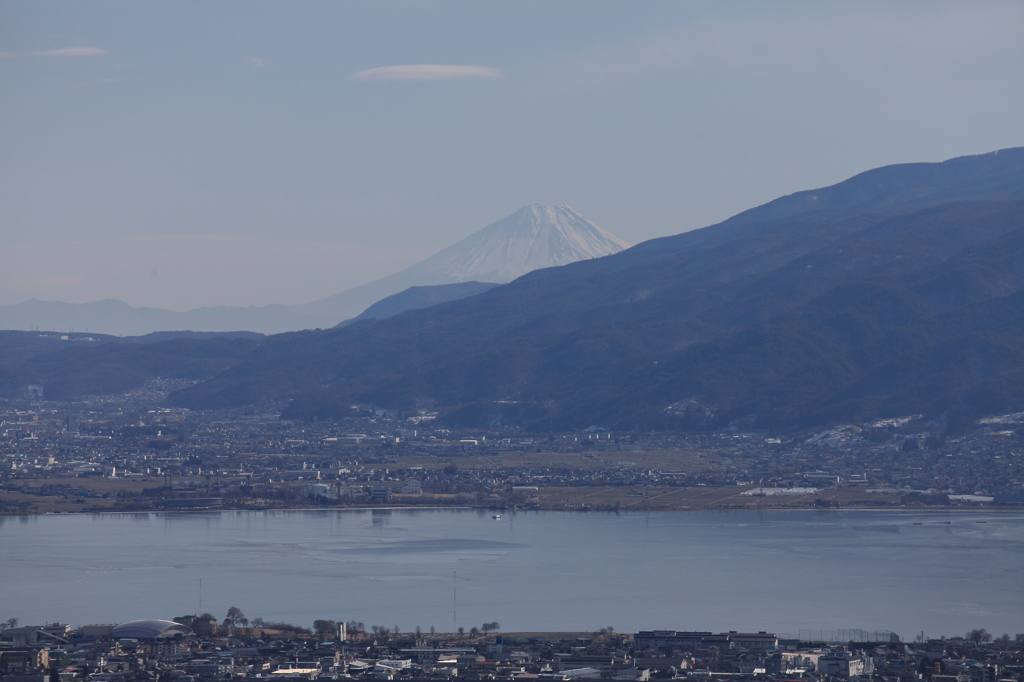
[219,608,499,640]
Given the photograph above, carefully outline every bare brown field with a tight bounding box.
[0,476,206,514]
[529,485,904,510]
[0,488,117,513]
[391,449,712,473]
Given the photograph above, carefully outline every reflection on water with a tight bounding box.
[371,509,392,528]
[1,508,1022,637]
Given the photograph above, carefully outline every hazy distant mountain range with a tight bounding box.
[0,298,320,338]
[0,204,628,336]
[5,148,1024,433]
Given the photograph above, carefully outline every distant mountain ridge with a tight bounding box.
[165,147,1024,431]
[7,148,1024,434]
[634,147,1024,256]
[339,281,500,327]
[0,205,627,336]
[0,298,328,338]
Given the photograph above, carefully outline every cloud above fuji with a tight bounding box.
[350,64,502,81]
[0,46,109,58]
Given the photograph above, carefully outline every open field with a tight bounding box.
[326,448,714,473]
[0,475,204,513]
[529,485,905,510]
[0,475,911,514]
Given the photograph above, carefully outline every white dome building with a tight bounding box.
[111,619,193,640]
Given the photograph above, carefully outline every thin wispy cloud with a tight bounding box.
[250,57,267,67]
[0,46,109,58]
[350,64,502,81]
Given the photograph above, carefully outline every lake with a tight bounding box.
[1,508,1022,638]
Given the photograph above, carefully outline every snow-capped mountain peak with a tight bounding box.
[405,204,630,283]
[299,204,629,322]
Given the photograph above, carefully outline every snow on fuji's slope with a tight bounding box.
[401,204,629,284]
[299,204,630,323]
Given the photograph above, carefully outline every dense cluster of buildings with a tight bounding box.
[2,620,1023,682]
[1,379,1023,514]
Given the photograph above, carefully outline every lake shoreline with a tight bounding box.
[4,500,1023,518]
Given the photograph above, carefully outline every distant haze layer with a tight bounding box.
[0,205,628,336]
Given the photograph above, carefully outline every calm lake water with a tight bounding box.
[2,508,1022,638]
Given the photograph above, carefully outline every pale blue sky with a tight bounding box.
[2,1,1023,310]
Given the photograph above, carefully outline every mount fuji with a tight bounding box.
[405,204,630,283]
[293,204,630,324]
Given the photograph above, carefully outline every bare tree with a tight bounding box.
[224,607,245,628]
[967,629,992,645]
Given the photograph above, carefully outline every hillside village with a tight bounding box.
[1,379,1023,515]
